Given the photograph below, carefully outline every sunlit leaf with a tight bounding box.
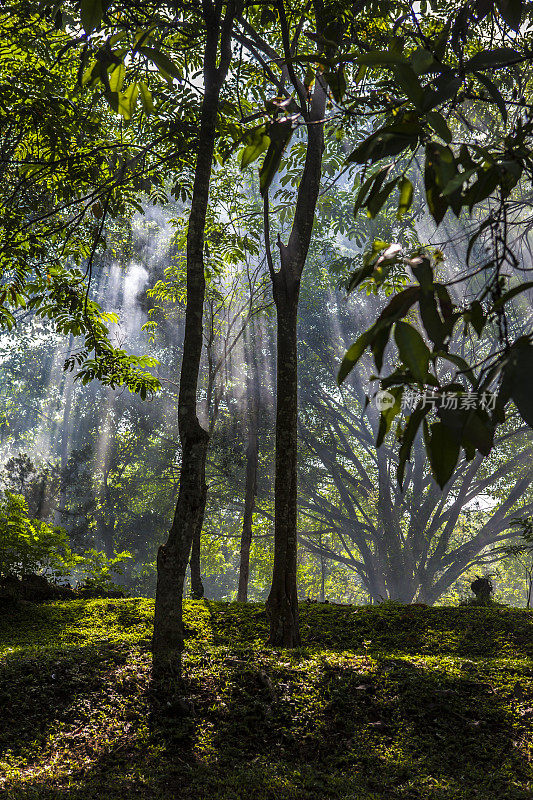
[139,81,155,115]
[397,177,413,217]
[139,46,181,84]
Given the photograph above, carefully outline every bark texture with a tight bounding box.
[152,4,236,676]
[267,283,300,643]
[190,485,207,599]
[265,74,326,646]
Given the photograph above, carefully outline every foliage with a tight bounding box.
[0,598,532,799]
[0,492,72,580]
[503,516,533,607]
[332,1,533,487]
[2,0,533,616]
[74,547,132,594]
[0,11,162,395]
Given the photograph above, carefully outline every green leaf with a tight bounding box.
[410,257,433,291]
[433,19,452,61]
[424,141,458,223]
[394,321,431,383]
[338,332,371,383]
[353,164,392,217]
[108,64,125,93]
[398,406,427,487]
[81,0,102,33]
[469,300,485,335]
[375,286,421,329]
[139,81,156,115]
[139,47,182,83]
[347,121,420,165]
[465,167,499,211]
[420,294,447,348]
[495,0,523,30]
[426,111,452,144]
[367,177,400,218]
[81,59,98,87]
[426,421,460,488]
[346,262,375,293]
[501,340,533,427]
[465,47,520,71]
[411,47,435,75]
[441,167,477,197]
[397,177,413,218]
[117,83,139,121]
[473,72,508,123]
[463,410,494,455]
[421,75,461,112]
[371,327,390,373]
[394,64,424,107]
[259,120,293,196]
[241,127,271,170]
[324,64,347,102]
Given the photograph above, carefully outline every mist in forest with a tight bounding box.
[1,184,533,608]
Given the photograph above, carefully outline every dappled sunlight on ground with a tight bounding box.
[0,600,532,799]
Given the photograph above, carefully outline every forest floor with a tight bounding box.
[0,599,532,800]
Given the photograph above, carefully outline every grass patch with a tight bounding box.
[0,599,532,799]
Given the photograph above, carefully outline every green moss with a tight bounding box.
[0,599,532,799]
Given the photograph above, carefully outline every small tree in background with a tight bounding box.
[0,492,72,581]
[503,519,533,609]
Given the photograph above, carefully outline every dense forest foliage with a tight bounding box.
[1,0,533,796]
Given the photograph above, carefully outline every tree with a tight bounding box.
[12,0,533,666]
[150,0,240,673]
[0,10,161,395]
[237,320,261,602]
[503,517,533,609]
[145,161,270,601]
[333,0,533,488]
[0,492,71,580]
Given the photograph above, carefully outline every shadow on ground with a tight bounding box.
[1,600,532,800]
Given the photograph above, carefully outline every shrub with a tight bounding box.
[0,492,73,581]
[74,548,132,596]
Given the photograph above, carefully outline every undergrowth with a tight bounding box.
[0,599,531,799]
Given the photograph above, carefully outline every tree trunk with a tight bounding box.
[264,75,326,646]
[266,281,301,645]
[152,4,236,675]
[54,334,75,526]
[190,484,206,599]
[237,380,259,602]
[319,530,325,603]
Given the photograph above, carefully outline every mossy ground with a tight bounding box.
[0,599,532,799]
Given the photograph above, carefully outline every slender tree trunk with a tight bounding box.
[267,282,301,644]
[190,485,207,599]
[264,74,326,645]
[54,334,75,526]
[319,530,325,603]
[152,5,236,675]
[97,519,115,558]
[237,372,259,602]
[188,304,215,600]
